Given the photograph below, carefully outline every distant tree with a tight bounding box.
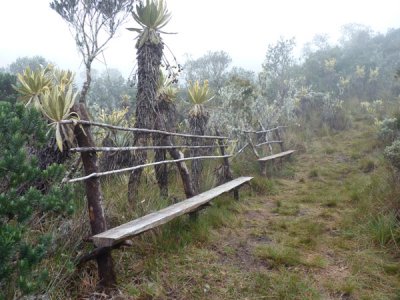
[8,56,50,75]
[0,72,17,103]
[87,68,133,111]
[50,0,134,105]
[339,23,373,46]
[209,67,258,138]
[259,37,296,104]
[183,51,232,95]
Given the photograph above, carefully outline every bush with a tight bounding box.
[384,139,400,171]
[321,96,350,130]
[0,72,17,104]
[0,102,74,298]
[378,118,400,143]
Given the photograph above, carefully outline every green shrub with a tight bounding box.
[384,139,400,171]
[378,118,399,143]
[308,169,318,178]
[321,96,351,130]
[0,102,74,298]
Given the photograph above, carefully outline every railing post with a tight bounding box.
[274,128,285,152]
[73,103,116,288]
[215,129,238,200]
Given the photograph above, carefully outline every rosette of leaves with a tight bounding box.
[40,84,79,151]
[98,107,131,147]
[127,0,172,48]
[157,71,177,101]
[14,66,79,152]
[188,80,213,119]
[52,68,75,90]
[13,66,52,107]
[187,80,213,192]
[98,108,133,170]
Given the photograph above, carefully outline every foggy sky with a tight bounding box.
[1,0,399,77]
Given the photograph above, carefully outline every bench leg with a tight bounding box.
[189,211,198,220]
[260,161,267,176]
[233,188,239,201]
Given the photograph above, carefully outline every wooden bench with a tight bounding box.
[258,150,295,176]
[258,150,295,162]
[92,176,253,247]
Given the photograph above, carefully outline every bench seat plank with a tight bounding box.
[93,176,253,247]
[258,150,295,162]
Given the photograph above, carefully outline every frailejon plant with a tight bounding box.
[128,0,172,48]
[157,71,177,101]
[187,80,213,192]
[97,107,133,170]
[40,84,78,151]
[127,0,173,203]
[14,66,79,151]
[13,66,52,107]
[0,102,73,299]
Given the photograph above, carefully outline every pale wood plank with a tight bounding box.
[258,150,295,161]
[92,176,253,247]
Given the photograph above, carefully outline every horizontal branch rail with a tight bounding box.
[234,143,249,157]
[255,140,283,147]
[60,120,228,140]
[69,155,232,183]
[242,125,288,134]
[70,144,228,153]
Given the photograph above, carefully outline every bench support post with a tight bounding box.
[233,188,239,201]
[260,161,267,177]
[274,129,285,152]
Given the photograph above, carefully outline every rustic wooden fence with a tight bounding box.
[64,117,252,287]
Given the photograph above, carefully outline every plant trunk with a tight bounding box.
[155,98,195,199]
[128,41,163,205]
[153,97,174,198]
[73,103,116,288]
[216,129,233,183]
[189,115,208,193]
[80,60,93,104]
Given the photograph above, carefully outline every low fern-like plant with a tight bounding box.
[0,102,74,298]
